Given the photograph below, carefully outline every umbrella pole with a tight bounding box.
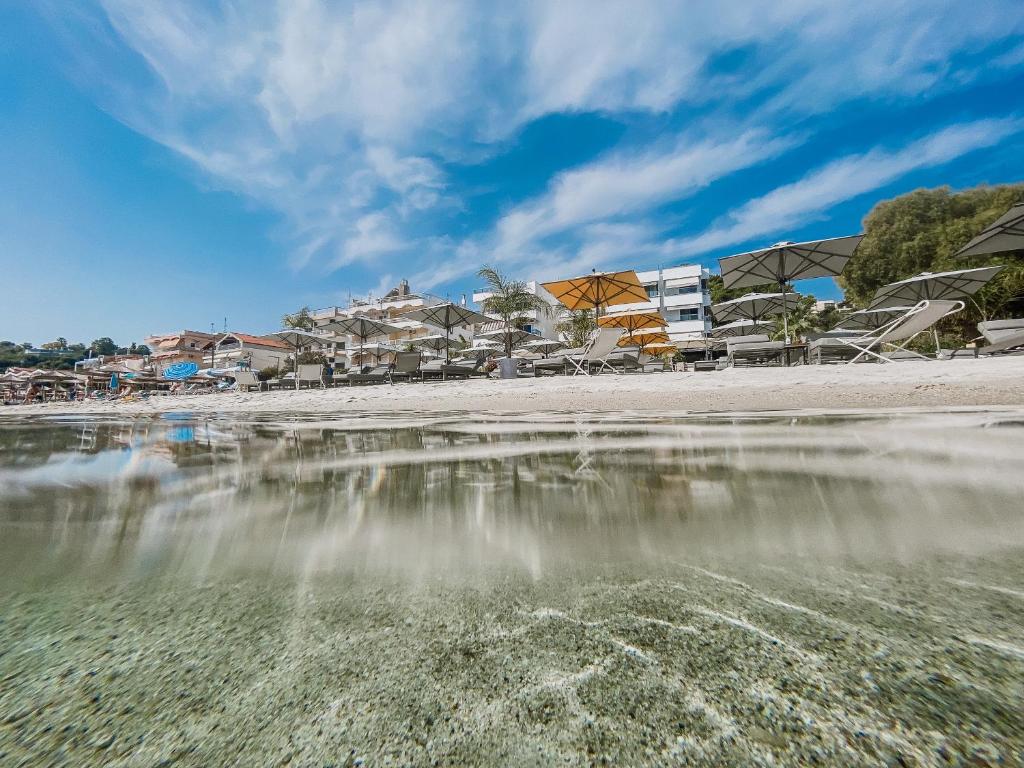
[780,282,790,344]
[294,342,299,390]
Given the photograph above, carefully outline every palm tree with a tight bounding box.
[477,265,551,358]
[557,309,597,348]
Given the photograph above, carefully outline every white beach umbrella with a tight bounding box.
[718,235,863,340]
[710,292,795,323]
[710,319,776,338]
[266,329,325,389]
[956,202,1024,258]
[403,303,492,363]
[520,339,565,357]
[836,306,916,331]
[480,328,542,348]
[317,316,402,350]
[868,266,1005,309]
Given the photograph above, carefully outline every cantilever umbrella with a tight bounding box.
[711,292,795,323]
[597,309,665,334]
[266,329,326,389]
[835,306,915,331]
[710,319,776,338]
[541,270,649,316]
[957,202,1024,257]
[719,235,863,340]
[403,303,492,363]
[868,266,1005,309]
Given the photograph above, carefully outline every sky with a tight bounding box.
[2,1,1024,346]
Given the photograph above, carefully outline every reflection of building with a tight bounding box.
[471,281,562,339]
[145,330,219,368]
[610,264,712,342]
[207,333,293,371]
[308,280,474,366]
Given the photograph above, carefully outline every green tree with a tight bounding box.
[838,183,1024,341]
[282,306,315,331]
[136,344,151,356]
[90,337,118,356]
[556,309,597,348]
[476,265,551,358]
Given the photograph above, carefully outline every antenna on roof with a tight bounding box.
[223,317,227,332]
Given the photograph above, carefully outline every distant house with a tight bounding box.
[208,333,294,371]
[145,330,219,370]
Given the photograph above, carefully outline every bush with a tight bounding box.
[258,366,280,381]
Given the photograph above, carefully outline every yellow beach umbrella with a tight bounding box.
[597,309,665,334]
[643,341,678,355]
[618,330,669,352]
[541,270,649,314]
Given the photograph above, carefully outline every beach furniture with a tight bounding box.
[806,330,864,364]
[296,364,325,389]
[570,328,626,375]
[347,365,392,385]
[726,334,785,366]
[977,318,1024,355]
[824,299,964,363]
[387,352,423,383]
[231,371,262,392]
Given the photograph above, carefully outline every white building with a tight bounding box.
[308,280,475,366]
[471,281,563,339]
[598,263,712,342]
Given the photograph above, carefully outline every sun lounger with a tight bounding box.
[347,365,392,385]
[231,371,262,392]
[387,352,422,383]
[826,299,964,364]
[297,364,325,389]
[533,346,587,376]
[726,334,785,367]
[977,318,1024,355]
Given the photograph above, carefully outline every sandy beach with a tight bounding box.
[9,357,1024,417]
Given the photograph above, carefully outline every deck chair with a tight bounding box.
[830,300,964,364]
[726,334,785,367]
[231,370,262,392]
[296,364,325,389]
[347,365,391,385]
[567,328,625,375]
[387,351,422,383]
[977,318,1024,355]
[533,345,589,376]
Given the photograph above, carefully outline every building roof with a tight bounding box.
[220,332,292,350]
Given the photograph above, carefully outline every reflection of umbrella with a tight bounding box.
[266,329,326,389]
[836,306,916,331]
[711,292,794,323]
[480,328,542,347]
[403,303,492,363]
[597,309,665,334]
[868,266,1005,309]
[957,202,1024,257]
[520,339,565,357]
[719,235,862,340]
[619,330,669,352]
[710,319,776,338]
[541,270,649,314]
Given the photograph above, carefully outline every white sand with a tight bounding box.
[11,356,1024,416]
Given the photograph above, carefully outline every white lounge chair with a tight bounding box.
[828,300,964,364]
[977,318,1024,355]
[231,371,262,392]
[726,334,785,367]
[296,364,325,389]
[567,328,626,375]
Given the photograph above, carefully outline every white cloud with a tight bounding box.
[668,117,1024,258]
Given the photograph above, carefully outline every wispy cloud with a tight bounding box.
[667,117,1024,258]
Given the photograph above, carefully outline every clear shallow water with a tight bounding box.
[2,410,1024,766]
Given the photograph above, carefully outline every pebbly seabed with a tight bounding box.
[1,410,1023,766]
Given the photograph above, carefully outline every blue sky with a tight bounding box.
[2,1,1024,346]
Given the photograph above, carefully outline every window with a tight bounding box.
[645,284,659,299]
[672,308,700,322]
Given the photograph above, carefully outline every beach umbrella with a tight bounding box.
[618,330,669,352]
[317,316,402,354]
[643,342,679,356]
[710,319,776,338]
[835,306,916,331]
[597,309,665,334]
[710,292,795,323]
[480,327,542,348]
[410,334,450,354]
[266,329,326,389]
[520,339,565,358]
[718,235,863,340]
[349,342,397,366]
[868,266,1005,309]
[162,362,199,380]
[468,338,502,350]
[671,333,723,351]
[403,303,492,363]
[956,202,1024,258]
[541,270,649,315]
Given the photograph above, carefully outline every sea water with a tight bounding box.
[1,410,1023,766]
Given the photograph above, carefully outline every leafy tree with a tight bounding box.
[282,306,315,331]
[136,344,151,356]
[838,183,1024,341]
[296,351,326,365]
[557,309,597,348]
[90,337,118,356]
[477,265,551,357]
